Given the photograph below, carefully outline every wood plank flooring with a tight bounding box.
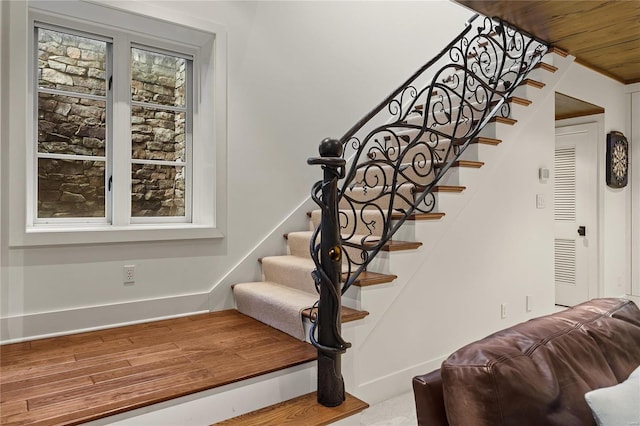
[0,310,317,425]
[215,392,369,425]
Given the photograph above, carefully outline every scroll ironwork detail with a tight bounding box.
[308,14,549,406]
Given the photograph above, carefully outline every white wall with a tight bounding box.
[341,71,562,404]
[337,57,635,405]
[556,64,632,297]
[629,86,640,297]
[0,0,473,342]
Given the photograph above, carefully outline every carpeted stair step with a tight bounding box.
[351,159,483,190]
[309,209,387,238]
[285,230,379,267]
[233,280,371,341]
[285,231,421,257]
[340,182,416,211]
[214,392,369,425]
[233,281,318,340]
[261,255,320,294]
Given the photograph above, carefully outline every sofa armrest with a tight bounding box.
[413,369,449,426]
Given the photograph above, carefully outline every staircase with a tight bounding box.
[229,13,567,421]
[0,14,573,426]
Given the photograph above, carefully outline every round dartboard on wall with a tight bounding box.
[606,131,629,188]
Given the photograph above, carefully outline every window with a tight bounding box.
[35,22,194,223]
[6,1,227,246]
[36,26,110,221]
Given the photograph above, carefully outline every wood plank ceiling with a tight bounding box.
[455,1,640,84]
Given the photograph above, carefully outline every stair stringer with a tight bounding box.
[337,51,575,406]
[207,196,317,312]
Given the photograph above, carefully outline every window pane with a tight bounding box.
[38,93,106,156]
[38,158,106,218]
[37,28,107,96]
[131,164,185,217]
[131,48,186,107]
[131,106,185,161]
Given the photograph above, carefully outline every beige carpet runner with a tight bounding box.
[232,131,441,340]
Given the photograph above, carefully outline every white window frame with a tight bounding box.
[33,22,114,225]
[6,0,227,246]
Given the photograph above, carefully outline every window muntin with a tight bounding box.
[34,26,194,223]
[35,26,109,220]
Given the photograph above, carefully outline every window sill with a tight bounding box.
[11,224,224,247]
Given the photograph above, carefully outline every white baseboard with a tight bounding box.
[350,355,447,405]
[0,292,209,344]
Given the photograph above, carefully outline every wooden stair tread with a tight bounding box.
[214,392,369,425]
[489,116,517,125]
[344,270,398,287]
[505,96,532,107]
[535,62,558,73]
[391,212,446,221]
[521,78,545,89]
[488,96,531,108]
[548,46,569,57]
[414,185,465,193]
[0,310,318,425]
[434,160,484,169]
[301,306,369,323]
[433,185,465,193]
[364,239,422,252]
[471,136,501,145]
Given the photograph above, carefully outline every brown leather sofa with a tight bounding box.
[412,298,640,426]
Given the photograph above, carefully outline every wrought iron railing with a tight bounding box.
[307,14,549,406]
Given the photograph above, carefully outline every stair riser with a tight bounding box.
[437,166,480,187]
[511,83,541,101]
[97,363,316,425]
[262,259,318,294]
[311,209,387,238]
[288,231,372,270]
[351,161,437,190]
[367,137,470,166]
[341,184,416,212]
[351,159,482,190]
[526,67,555,84]
[476,121,511,140]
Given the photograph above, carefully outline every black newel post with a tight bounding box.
[308,138,350,407]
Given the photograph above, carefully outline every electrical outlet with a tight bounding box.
[123,265,135,284]
[501,303,508,319]
[526,295,533,312]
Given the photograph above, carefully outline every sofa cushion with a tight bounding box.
[440,299,640,426]
[584,365,640,426]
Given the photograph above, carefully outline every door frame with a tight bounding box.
[631,92,640,297]
[555,116,603,301]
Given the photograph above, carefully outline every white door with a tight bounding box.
[554,123,598,306]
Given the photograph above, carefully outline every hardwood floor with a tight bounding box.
[0,310,317,425]
[215,392,369,425]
